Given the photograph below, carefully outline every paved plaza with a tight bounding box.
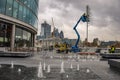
[0,51,120,80]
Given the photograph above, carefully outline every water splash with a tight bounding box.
[77,64,80,71]
[11,61,14,68]
[60,56,62,59]
[0,64,1,68]
[66,75,69,78]
[69,56,72,59]
[50,56,53,59]
[47,65,51,73]
[18,68,21,73]
[43,62,46,71]
[92,56,95,60]
[77,55,80,59]
[70,63,73,69]
[86,68,90,73]
[37,62,43,78]
[60,61,65,73]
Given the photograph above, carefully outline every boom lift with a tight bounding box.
[71,13,88,53]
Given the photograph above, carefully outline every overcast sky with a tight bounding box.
[38,0,120,42]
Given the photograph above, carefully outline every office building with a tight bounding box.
[41,21,51,38]
[0,0,39,51]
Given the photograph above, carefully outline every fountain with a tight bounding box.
[74,54,77,58]
[60,56,62,59]
[92,56,95,60]
[43,62,46,70]
[47,65,51,73]
[37,62,44,78]
[50,56,53,59]
[66,75,69,78]
[86,68,90,73]
[11,61,14,68]
[77,64,80,71]
[18,68,21,73]
[70,63,73,69]
[87,54,90,60]
[70,56,73,59]
[77,55,80,60]
[60,61,65,73]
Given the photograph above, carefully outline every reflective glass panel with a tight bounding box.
[0,0,6,14]
[13,1,18,18]
[6,0,13,16]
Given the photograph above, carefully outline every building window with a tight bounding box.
[6,0,13,16]
[15,27,32,47]
[13,1,18,18]
[0,22,11,47]
[29,11,32,25]
[0,0,6,14]
[18,5,23,21]
[15,27,23,47]
[23,7,27,22]
[23,30,32,47]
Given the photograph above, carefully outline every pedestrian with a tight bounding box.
[110,46,115,53]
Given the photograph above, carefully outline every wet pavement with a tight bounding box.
[0,64,101,80]
[0,50,120,80]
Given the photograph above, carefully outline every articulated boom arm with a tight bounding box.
[73,17,82,47]
[72,13,87,53]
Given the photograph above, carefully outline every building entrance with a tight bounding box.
[0,21,12,47]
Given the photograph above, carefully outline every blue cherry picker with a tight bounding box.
[71,13,89,53]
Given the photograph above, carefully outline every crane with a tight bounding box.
[71,13,88,53]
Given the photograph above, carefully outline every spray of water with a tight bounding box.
[18,68,21,73]
[77,64,80,71]
[86,68,90,73]
[47,65,51,73]
[11,61,14,68]
[60,61,65,73]
[70,63,73,69]
[37,62,43,78]
[43,62,46,70]
[0,64,1,68]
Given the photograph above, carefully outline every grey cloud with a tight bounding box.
[38,0,120,41]
[56,0,120,28]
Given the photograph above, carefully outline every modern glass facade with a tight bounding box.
[41,21,51,38]
[0,0,38,28]
[0,22,12,47]
[0,0,39,51]
[15,26,34,47]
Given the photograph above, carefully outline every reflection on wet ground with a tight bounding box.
[0,51,120,80]
[0,64,101,80]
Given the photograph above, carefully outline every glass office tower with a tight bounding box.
[0,0,39,51]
